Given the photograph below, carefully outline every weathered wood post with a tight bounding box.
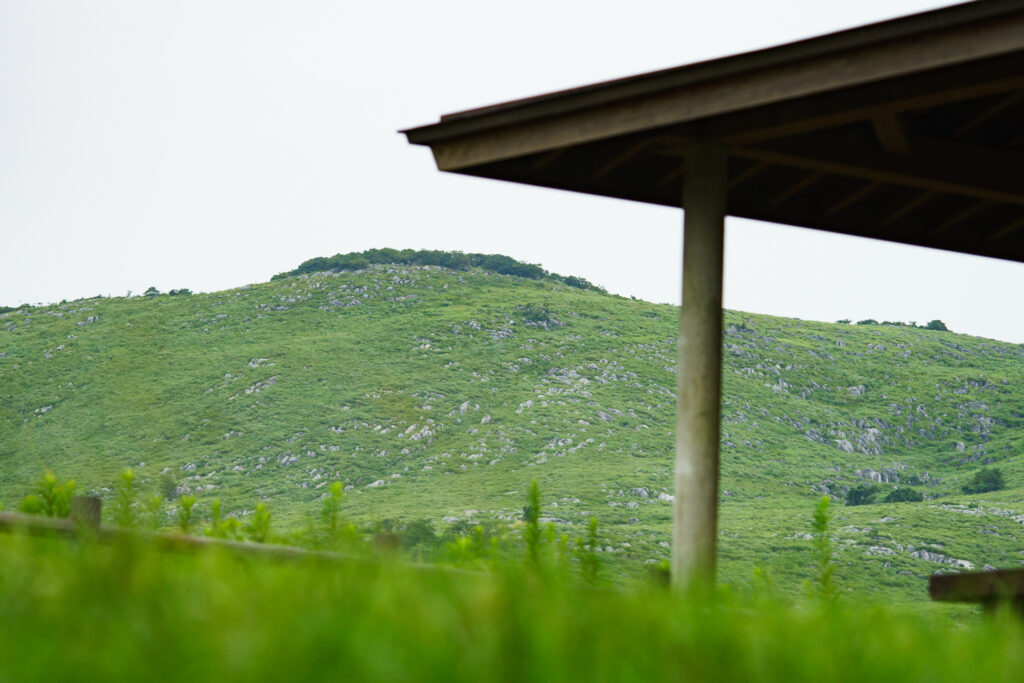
[673,142,727,588]
[71,495,102,531]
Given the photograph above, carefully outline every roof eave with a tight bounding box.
[402,0,1024,150]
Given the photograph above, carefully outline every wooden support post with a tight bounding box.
[673,142,727,588]
[71,495,102,531]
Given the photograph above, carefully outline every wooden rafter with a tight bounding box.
[654,163,685,189]
[953,90,1024,137]
[768,172,823,207]
[987,215,1024,243]
[592,136,681,180]
[727,136,1024,207]
[882,191,936,225]
[727,161,769,191]
[872,112,910,155]
[933,201,992,236]
[531,149,565,171]
[720,75,1024,147]
[823,181,881,217]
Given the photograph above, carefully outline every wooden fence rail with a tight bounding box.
[0,496,472,575]
[930,568,1024,614]
[0,495,359,565]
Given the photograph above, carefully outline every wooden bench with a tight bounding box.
[930,569,1024,613]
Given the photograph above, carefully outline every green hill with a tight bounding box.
[3,255,1023,603]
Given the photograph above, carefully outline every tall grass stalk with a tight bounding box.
[579,516,601,584]
[246,503,272,543]
[112,469,137,528]
[811,495,836,601]
[523,479,541,568]
[177,494,196,534]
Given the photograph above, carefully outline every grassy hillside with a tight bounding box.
[3,259,1023,603]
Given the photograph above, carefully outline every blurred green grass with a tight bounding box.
[0,529,1020,682]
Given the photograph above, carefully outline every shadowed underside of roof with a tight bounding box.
[404,0,1024,263]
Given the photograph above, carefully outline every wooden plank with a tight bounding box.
[930,568,1024,602]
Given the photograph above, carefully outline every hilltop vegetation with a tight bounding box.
[2,255,1024,603]
[272,248,604,291]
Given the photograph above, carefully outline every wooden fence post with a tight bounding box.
[71,496,102,531]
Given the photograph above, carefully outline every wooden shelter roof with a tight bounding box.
[403,0,1024,263]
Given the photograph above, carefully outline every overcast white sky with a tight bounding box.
[4,0,1023,342]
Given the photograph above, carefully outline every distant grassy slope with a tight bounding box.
[2,260,1023,601]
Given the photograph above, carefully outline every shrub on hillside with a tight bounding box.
[563,275,605,292]
[882,487,924,503]
[517,303,554,324]
[845,318,952,332]
[845,484,880,506]
[961,467,1005,494]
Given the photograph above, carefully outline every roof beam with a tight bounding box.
[531,149,565,171]
[953,90,1024,137]
[768,172,823,207]
[729,136,1024,207]
[593,136,682,180]
[988,216,1024,243]
[721,74,1024,146]
[933,201,992,236]
[654,164,685,189]
[726,161,769,191]
[871,113,909,155]
[882,191,935,225]
[823,181,881,217]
